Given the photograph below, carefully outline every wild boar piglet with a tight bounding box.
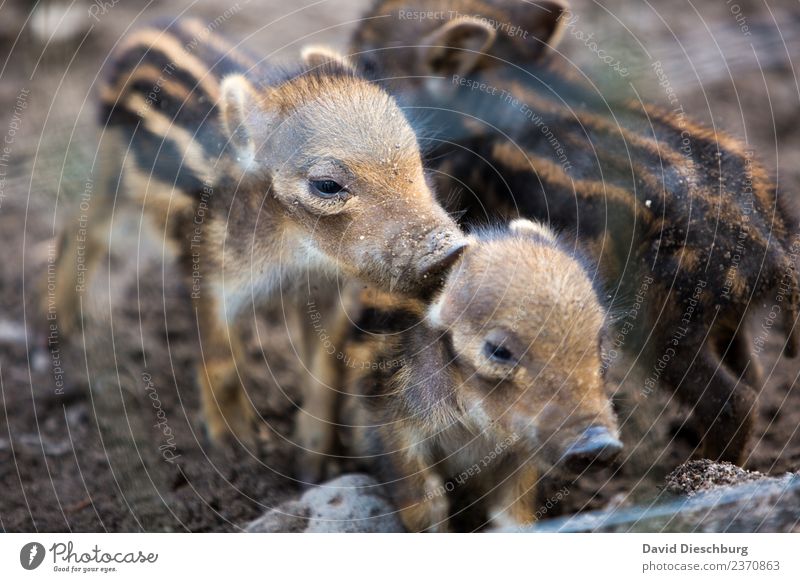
[48,19,467,443]
[334,219,621,531]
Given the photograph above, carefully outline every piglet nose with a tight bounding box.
[560,426,622,473]
[417,235,469,280]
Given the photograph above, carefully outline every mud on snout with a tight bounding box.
[382,225,469,296]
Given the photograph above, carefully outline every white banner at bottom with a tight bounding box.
[1,533,798,581]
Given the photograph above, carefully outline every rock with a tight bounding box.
[521,461,800,533]
[246,474,405,533]
[30,1,90,44]
[665,459,767,497]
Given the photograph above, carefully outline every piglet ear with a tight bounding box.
[301,45,357,73]
[519,0,570,57]
[418,16,497,78]
[496,0,570,60]
[219,74,261,157]
[509,218,557,241]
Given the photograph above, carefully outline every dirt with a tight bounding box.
[664,460,770,497]
[529,462,800,532]
[1,0,800,532]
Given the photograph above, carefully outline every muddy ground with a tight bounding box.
[1,0,799,531]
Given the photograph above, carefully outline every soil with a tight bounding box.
[664,459,770,497]
[1,0,799,532]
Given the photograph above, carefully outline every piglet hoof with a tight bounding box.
[293,411,335,484]
[199,418,213,449]
[201,394,259,451]
[423,476,450,532]
[398,475,450,532]
[696,399,754,466]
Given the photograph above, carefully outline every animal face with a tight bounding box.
[350,0,568,94]
[428,219,620,472]
[218,50,467,294]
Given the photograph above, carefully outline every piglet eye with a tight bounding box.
[483,341,514,364]
[310,179,345,197]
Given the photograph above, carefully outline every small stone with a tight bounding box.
[245,474,404,533]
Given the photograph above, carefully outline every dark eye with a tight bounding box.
[483,341,515,364]
[310,179,346,198]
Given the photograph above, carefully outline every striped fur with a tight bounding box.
[50,18,467,444]
[350,1,800,464]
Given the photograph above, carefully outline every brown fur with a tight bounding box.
[318,221,619,531]
[48,18,466,443]
[350,0,800,463]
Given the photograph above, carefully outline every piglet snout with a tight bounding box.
[560,426,622,473]
[416,233,469,280]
